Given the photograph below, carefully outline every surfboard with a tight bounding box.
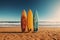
[27,9,33,32]
[33,10,38,32]
[21,10,27,32]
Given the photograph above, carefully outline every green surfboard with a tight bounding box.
[33,10,38,32]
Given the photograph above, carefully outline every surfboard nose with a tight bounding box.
[22,9,27,17]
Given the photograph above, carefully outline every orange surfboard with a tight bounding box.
[21,10,27,32]
[27,9,33,32]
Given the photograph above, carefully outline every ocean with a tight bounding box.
[0,21,60,27]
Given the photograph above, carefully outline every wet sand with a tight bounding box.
[0,26,60,40]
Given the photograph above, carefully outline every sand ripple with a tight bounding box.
[0,32,60,40]
[0,27,60,40]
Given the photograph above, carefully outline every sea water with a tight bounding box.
[0,21,60,27]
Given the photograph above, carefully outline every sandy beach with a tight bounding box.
[0,26,60,40]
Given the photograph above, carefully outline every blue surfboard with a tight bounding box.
[33,10,38,32]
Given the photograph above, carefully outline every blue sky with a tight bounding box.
[0,0,60,21]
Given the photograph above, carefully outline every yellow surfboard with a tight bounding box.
[21,9,27,32]
[27,9,33,32]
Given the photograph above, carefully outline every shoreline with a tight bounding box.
[0,26,60,32]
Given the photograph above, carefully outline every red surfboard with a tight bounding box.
[21,9,27,32]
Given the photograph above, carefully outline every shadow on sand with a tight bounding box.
[0,31,37,33]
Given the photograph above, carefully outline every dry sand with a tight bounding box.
[0,26,60,40]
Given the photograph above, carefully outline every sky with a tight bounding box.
[0,0,60,21]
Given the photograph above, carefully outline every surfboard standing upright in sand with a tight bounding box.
[33,10,38,32]
[21,10,27,32]
[27,9,33,32]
